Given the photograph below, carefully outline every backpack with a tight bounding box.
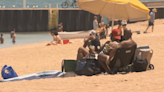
[75,59,101,76]
[1,65,18,79]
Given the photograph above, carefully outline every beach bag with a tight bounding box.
[133,58,148,72]
[134,46,154,70]
[75,59,101,76]
[1,65,18,79]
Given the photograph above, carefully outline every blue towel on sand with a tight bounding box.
[0,70,65,82]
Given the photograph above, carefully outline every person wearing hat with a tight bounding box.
[97,29,121,73]
[76,30,101,61]
[144,8,157,33]
[98,29,137,74]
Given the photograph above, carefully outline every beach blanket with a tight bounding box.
[0,70,65,82]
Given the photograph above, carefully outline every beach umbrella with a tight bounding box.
[77,0,150,30]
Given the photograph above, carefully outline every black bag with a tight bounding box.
[133,58,148,72]
[75,59,101,76]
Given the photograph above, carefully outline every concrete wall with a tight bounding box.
[142,1,164,8]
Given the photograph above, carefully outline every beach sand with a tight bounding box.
[0,19,164,92]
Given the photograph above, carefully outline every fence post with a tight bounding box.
[23,0,26,8]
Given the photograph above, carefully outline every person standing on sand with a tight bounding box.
[0,34,4,44]
[122,20,127,31]
[93,16,98,31]
[144,8,157,33]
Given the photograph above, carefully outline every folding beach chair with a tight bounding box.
[109,45,137,74]
[61,60,77,72]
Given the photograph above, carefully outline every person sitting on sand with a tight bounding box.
[76,30,101,61]
[98,29,136,74]
[47,31,62,46]
[0,34,4,44]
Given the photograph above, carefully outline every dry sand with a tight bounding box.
[0,19,164,92]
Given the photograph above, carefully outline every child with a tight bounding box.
[47,31,62,46]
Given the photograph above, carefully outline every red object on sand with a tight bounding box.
[63,39,70,44]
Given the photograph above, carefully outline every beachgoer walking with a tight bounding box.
[144,8,157,33]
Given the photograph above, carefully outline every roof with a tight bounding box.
[140,0,164,2]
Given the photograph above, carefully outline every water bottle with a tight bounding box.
[138,52,141,59]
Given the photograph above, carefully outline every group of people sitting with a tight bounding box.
[76,27,136,74]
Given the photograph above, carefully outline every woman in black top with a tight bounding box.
[76,30,101,61]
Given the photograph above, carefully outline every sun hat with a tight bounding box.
[89,30,96,36]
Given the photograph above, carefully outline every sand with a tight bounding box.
[0,19,164,92]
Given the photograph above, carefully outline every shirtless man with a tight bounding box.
[12,32,16,43]
[11,29,16,43]
[11,29,15,38]
[98,29,121,73]
[98,29,136,74]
